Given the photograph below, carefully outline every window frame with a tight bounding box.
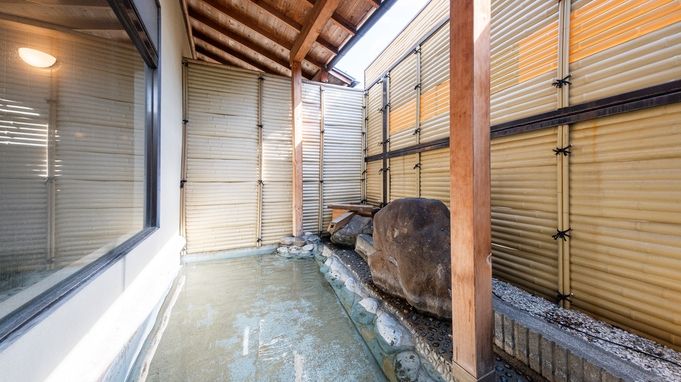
[0,0,161,350]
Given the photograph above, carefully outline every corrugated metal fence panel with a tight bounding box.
[491,128,559,301]
[185,63,260,253]
[366,160,383,207]
[490,0,560,125]
[389,53,418,150]
[261,74,292,244]
[419,148,450,207]
[389,154,419,201]
[419,24,450,142]
[569,103,681,350]
[366,83,383,157]
[365,0,449,86]
[302,83,321,233]
[0,26,50,271]
[322,86,364,230]
[569,0,681,105]
[54,37,145,265]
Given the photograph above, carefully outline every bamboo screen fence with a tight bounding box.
[362,0,681,350]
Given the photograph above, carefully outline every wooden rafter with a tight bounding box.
[193,30,275,74]
[181,0,197,59]
[330,13,356,35]
[303,0,356,35]
[290,0,341,63]
[189,9,291,72]
[248,0,338,54]
[197,0,327,70]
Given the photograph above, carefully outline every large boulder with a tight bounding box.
[368,198,451,319]
[330,215,373,247]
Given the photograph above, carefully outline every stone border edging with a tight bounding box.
[493,298,662,382]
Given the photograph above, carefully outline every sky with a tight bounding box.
[334,0,430,89]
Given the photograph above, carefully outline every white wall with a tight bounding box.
[0,0,190,380]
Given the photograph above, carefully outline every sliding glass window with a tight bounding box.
[0,0,158,343]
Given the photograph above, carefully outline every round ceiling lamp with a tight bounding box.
[18,48,57,68]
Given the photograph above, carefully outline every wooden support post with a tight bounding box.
[449,1,494,382]
[292,61,304,236]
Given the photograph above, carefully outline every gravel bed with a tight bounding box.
[492,279,681,381]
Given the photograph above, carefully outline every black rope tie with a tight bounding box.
[378,167,390,174]
[556,292,573,304]
[414,83,421,90]
[258,180,265,186]
[552,74,572,88]
[413,163,421,169]
[552,228,572,241]
[413,127,421,135]
[180,179,187,188]
[378,139,390,146]
[360,199,367,204]
[554,144,572,156]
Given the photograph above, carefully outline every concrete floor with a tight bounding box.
[146,254,387,381]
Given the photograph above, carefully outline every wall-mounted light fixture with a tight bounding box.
[18,48,57,68]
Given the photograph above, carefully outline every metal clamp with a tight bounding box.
[180,179,187,188]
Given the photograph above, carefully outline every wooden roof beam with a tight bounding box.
[291,0,341,63]
[193,30,275,74]
[330,13,356,36]
[248,0,339,54]
[367,0,381,8]
[198,0,328,69]
[180,0,197,59]
[189,9,290,71]
[303,0,356,36]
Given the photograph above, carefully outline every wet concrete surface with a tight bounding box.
[146,254,387,382]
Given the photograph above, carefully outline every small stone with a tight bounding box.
[354,234,376,262]
[351,298,380,325]
[293,237,306,247]
[393,351,421,381]
[302,244,314,252]
[289,246,302,254]
[304,231,314,237]
[277,247,289,254]
[375,313,414,352]
[280,236,295,246]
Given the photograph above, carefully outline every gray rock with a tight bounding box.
[293,237,306,247]
[289,246,302,254]
[369,198,452,320]
[331,215,373,247]
[277,246,289,254]
[280,236,295,246]
[320,258,334,274]
[394,351,422,382]
[351,298,380,325]
[304,234,321,244]
[355,234,376,262]
[375,313,413,353]
[302,244,315,252]
[304,231,314,236]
